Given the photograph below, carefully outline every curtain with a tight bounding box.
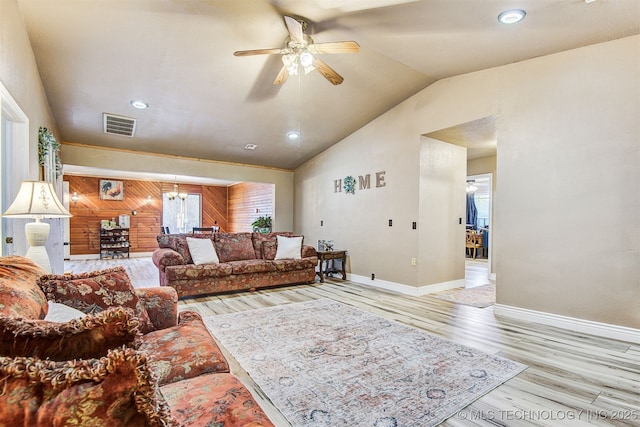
[466,193,478,229]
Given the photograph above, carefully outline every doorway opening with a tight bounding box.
[465,173,493,287]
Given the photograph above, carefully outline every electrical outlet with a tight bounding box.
[411,258,417,266]
[371,273,375,280]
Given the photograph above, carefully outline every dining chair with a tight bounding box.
[192,227,215,234]
[465,230,483,259]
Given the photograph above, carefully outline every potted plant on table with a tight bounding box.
[251,215,272,234]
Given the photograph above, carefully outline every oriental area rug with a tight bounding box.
[205,299,525,427]
[433,284,496,308]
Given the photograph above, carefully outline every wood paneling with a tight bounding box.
[228,182,274,232]
[65,176,230,255]
[203,186,228,232]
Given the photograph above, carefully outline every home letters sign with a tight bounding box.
[334,171,386,195]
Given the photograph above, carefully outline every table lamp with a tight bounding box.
[2,181,72,272]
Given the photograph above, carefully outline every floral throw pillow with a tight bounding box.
[37,267,154,333]
[0,306,140,360]
[0,255,49,319]
[0,347,178,427]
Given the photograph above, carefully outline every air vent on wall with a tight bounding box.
[103,113,137,137]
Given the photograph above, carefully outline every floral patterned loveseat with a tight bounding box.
[153,231,318,299]
[0,256,273,426]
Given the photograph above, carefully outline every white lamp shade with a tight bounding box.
[3,181,71,218]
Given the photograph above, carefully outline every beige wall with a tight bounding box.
[1,0,63,271]
[61,144,295,232]
[468,156,496,178]
[295,36,639,328]
[418,138,467,287]
[495,36,639,328]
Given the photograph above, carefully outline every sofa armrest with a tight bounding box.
[152,248,185,272]
[135,287,178,330]
[302,245,317,258]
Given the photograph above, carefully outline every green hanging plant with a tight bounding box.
[38,126,62,179]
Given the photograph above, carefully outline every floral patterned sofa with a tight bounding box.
[0,256,274,426]
[153,231,318,298]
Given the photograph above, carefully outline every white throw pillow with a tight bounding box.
[187,237,220,265]
[275,235,303,260]
[44,301,86,322]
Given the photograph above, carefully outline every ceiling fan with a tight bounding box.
[233,16,359,86]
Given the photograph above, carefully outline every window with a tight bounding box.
[474,194,490,228]
[162,193,201,233]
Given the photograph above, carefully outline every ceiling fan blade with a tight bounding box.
[273,65,289,85]
[234,48,284,57]
[308,41,360,54]
[284,16,304,44]
[313,58,344,85]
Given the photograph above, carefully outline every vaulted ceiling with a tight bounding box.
[17,0,640,171]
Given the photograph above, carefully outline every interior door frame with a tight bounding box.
[0,81,30,257]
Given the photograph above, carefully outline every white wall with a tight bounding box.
[295,36,639,328]
[1,0,63,272]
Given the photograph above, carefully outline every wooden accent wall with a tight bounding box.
[228,182,274,232]
[65,176,229,256]
[203,186,228,231]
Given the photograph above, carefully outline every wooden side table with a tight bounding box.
[316,250,347,282]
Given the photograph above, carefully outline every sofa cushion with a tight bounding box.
[229,259,277,275]
[272,258,317,271]
[160,372,274,427]
[0,306,140,360]
[157,233,210,265]
[251,231,294,259]
[187,237,220,265]
[164,262,233,282]
[0,347,177,427]
[38,267,154,333]
[214,232,256,262]
[0,256,49,319]
[275,235,303,260]
[137,311,229,386]
[135,287,179,330]
[262,241,278,260]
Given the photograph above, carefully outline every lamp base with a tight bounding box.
[24,220,52,273]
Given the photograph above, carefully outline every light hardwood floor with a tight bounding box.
[65,257,639,426]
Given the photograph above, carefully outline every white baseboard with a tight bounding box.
[68,252,153,260]
[494,304,640,344]
[348,274,464,297]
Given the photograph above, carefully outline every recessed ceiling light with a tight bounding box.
[244,144,257,150]
[498,9,526,24]
[287,131,300,140]
[130,99,149,109]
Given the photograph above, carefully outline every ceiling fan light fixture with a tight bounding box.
[299,51,314,67]
[498,9,526,24]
